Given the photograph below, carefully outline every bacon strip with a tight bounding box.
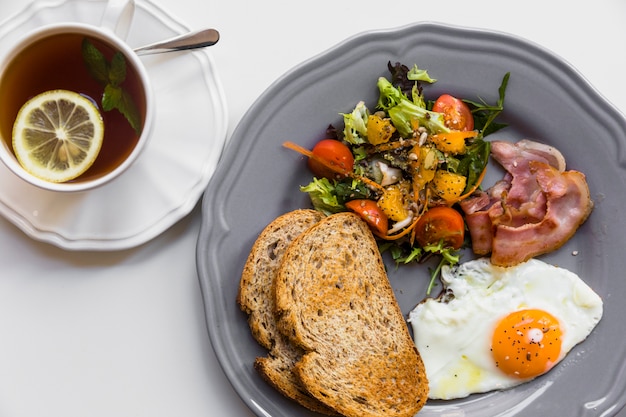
[460,140,593,267]
[490,161,592,266]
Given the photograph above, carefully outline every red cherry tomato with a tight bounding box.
[414,206,465,249]
[345,199,388,236]
[432,94,474,132]
[307,139,355,179]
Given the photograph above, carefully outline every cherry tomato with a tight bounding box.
[345,199,388,236]
[432,94,474,132]
[414,206,465,249]
[307,139,355,179]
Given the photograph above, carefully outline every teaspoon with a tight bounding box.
[134,28,220,56]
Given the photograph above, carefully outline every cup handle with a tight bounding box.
[100,0,135,40]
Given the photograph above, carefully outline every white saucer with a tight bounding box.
[0,0,228,250]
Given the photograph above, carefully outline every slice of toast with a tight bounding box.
[275,212,428,417]
[237,209,336,415]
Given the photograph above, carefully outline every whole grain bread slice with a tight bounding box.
[237,209,337,415]
[275,212,428,417]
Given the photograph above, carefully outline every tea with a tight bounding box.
[0,31,147,182]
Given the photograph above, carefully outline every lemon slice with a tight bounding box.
[12,89,104,183]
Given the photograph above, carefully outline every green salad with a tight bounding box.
[285,62,509,293]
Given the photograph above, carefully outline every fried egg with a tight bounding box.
[408,257,603,400]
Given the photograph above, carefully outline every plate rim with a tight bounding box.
[197,21,626,417]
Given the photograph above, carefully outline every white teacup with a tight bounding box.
[0,0,154,192]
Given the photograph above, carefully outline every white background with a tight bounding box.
[0,0,624,416]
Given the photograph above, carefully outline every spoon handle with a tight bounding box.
[134,28,220,56]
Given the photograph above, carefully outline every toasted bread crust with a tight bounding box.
[275,212,428,417]
[238,209,325,348]
[237,209,336,415]
[254,347,338,415]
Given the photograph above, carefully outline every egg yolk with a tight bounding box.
[491,309,563,379]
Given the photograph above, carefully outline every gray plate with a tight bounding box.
[196,22,626,417]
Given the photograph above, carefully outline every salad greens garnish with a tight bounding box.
[295,62,510,295]
[464,72,510,137]
[301,177,372,216]
[82,38,142,134]
[377,76,449,136]
[407,64,437,83]
[342,101,369,145]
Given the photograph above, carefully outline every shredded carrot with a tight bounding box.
[410,177,423,245]
[283,140,314,159]
[283,140,385,193]
[367,138,417,154]
[283,141,350,177]
[357,175,385,193]
[372,216,420,241]
[410,189,431,245]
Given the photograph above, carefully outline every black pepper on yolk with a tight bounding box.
[491,309,563,379]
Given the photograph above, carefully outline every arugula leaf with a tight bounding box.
[423,243,460,295]
[387,244,422,265]
[456,139,491,193]
[381,238,461,295]
[455,72,510,192]
[464,72,510,136]
[334,179,371,201]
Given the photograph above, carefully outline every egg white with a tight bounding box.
[408,257,603,400]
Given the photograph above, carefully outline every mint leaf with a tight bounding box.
[82,39,109,84]
[102,85,141,134]
[117,90,142,134]
[82,38,142,135]
[108,52,126,86]
[102,84,122,111]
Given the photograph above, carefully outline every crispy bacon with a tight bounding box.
[460,140,593,267]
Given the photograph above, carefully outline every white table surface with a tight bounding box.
[0,0,624,416]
